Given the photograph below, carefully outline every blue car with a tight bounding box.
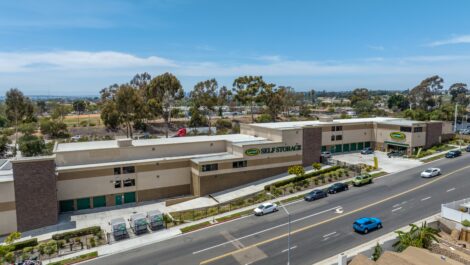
[353,217,382,234]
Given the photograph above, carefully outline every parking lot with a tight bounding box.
[333,151,423,173]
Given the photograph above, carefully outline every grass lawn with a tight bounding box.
[180,221,212,233]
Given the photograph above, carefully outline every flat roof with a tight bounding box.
[55,134,265,152]
[247,117,421,129]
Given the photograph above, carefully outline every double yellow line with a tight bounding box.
[200,164,470,264]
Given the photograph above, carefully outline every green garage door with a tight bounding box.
[335,144,342,153]
[60,200,74,212]
[358,142,364,150]
[77,198,91,210]
[93,196,106,208]
[343,144,350,152]
[124,192,136,204]
[350,143,357,151]
[365,142,371,148]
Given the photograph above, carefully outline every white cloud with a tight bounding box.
[0,51,176,73]
[255,55,283,62]
[427,35,470,47]
[367,45,385,51]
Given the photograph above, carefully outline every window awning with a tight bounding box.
[384,141,409,147]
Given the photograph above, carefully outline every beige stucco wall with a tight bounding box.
[57,167,191,200]
[55,141,227,166]
[240,124,284,142]
[442,121,453,134]
[0,181,17,235]
[322,128,374,146]
[375,128,412,146]
[411,131,426,147]
[0,210,17,235]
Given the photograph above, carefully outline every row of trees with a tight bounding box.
[99,73,308,138]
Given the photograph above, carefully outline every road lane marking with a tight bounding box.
[323,232,337,238]
[281,245,297,253]
[421,196,431,201]
[391,207,402,212]
[447,188,456,192]
[192,206,341,255]
[200,164,470,264]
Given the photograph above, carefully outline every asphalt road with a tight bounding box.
[83,153,470,265]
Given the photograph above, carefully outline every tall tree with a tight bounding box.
[409,75,444,110]
[72,100,86,124]
[5,88,33,155]
[115,85,144,138]
[387,93,410,111]
[147,73,184,138]
[280,86,296,117]
[232,76,266,122]
[190,79,218,134]
[217,86,231,117]
[259,84,285,122]
[350,88,369,106]
[449,83,468,105]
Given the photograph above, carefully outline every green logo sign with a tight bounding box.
[245,148,261,156]
[390,132,406,140]
[244,145,302,156]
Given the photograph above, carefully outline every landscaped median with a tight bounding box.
[48,251,98,265]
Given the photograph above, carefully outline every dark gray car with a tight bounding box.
[304,189,328,201]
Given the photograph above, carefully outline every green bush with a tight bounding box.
[268,166,341,188]
[462,220,470,227]
[10,238,38,251]
[52,226,101,241]
[256,114,273,123]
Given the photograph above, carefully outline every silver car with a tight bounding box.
[420,168,441,178]
[253,202,278,216]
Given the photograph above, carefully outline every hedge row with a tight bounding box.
[11,238,38,251]
[268,166,341,189]
[52,226,101,241]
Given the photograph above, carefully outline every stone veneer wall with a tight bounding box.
[12,157,58,232]
[302,127,322,166]
[425,122,443,149]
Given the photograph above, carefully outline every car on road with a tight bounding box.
[352,174,373,186]
[466,145,470,152]
[387,150,404,158]
[459,129,470,135]
[321,151,332,158]
[420,168,441,178]
[304,189,328,201]
[360,147,374,155]
[353,217,382,234]
[327,182,349,194]
[71,135,81,141]
[253,202,278,216]
[445,150,462,158]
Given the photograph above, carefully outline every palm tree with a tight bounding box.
[393,222,439,252]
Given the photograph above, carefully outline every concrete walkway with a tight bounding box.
[418,145,463,162]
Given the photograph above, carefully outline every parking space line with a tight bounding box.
[421,196,431,201]
[391,207,402,212]
[323,231,337,238]
[447,188,456,192]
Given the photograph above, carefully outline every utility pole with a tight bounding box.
[454,104,458,133]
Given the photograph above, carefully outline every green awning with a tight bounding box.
[384,141,409,147]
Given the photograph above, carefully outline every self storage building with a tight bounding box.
[0,117,452,234]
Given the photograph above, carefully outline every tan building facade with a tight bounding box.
[0,117,452,235]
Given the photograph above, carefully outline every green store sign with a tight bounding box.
[390,132,406,141]
[245,144,302,156]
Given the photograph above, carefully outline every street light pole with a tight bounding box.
[267,192,291,265]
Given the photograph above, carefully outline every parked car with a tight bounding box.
[304,189,328,201]
[352,174,373,186]
[466,145,470,152]
[360,147,374,155]
[321,151,332,158]
[253,202,278,216]
[420,168,441,178]
[445,150,462,158]
[387,150,404,158]
[327,182,349,194]
[459,129,470,135]
[70,135,81,141]
[353,217,382,234]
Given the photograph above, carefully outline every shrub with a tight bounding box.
[4,252,15,263]
[312,163,322,171]
[269,166,341,188]
[256,114,273,123]
[11,238,38,251]
[215,119,232,130]
[462,220,470,227]
[23,246,33,253]
[90,237,96,248]
[52,226,101,241]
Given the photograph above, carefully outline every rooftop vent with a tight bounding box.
[117,138,133,148]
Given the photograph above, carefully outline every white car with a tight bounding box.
[253,202,278,216]
[420,168,441,178]
[71,135,81,141]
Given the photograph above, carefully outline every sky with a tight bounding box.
[1,0,470,96]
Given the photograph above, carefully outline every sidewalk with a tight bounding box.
[418,145,462,162]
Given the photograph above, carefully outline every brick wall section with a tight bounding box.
[12,157,58,232]
[425,122,443,149]
[302,127,322,166]
[198,166,288,196]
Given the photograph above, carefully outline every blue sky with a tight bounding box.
[1,0,470,96]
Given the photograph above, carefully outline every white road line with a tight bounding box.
[447,188,456,192]
[192,206,341,255]
[391,207,402,212]
[281,245,297,253]
[323,232,337,238]
[421,196,431,201]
